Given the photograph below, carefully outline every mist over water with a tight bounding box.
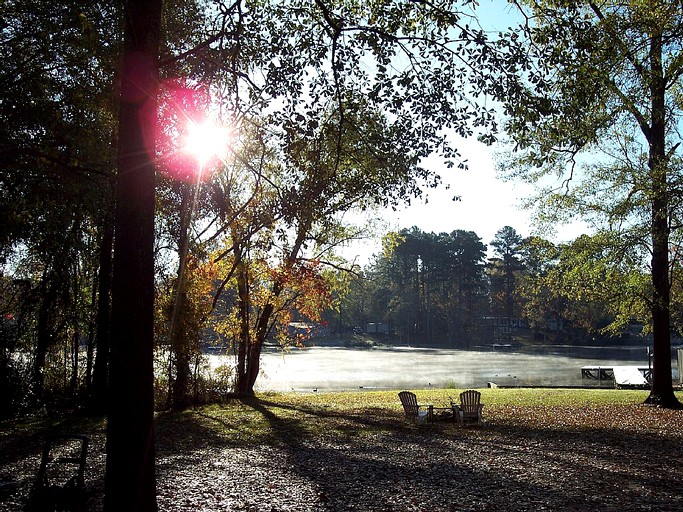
[207,343,678,392]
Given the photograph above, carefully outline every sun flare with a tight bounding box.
[183,119,230,168]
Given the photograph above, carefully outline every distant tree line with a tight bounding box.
[330,225,677,348]
[335,227,489,346]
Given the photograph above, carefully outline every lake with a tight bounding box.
[206,343,680,392]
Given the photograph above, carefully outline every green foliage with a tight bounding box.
[496,0,683,404]
[174,0,506,198]
[488,226,525,320]
[144,0,511,395]
[495,0,683,235]
[0,1,121,411]
[517,233,651,336]
[348,227,488,343]
[0,0,514,405]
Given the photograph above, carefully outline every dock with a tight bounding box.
[580,366,651,388]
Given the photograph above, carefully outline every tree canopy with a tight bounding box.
[146,0,510,397]
[496,0,683,407]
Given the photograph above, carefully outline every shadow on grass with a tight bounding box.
[474,417,683,494]
[239,399,682,510]
[4,399,683,511]
[0,414,106,468]
[225,398,594,510]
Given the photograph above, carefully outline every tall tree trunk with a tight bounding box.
[234,221,312,396]
[170,188,192,410]
[238,229,309,395]
[33,278,57,403]
[170,296,191,409]
[235,256,251,396]
[85,272,97,390]
[91,217,113,412]
[645,29,681,408]
[104,0,162,510]
[243,300,275,393]
[69,330,79,396]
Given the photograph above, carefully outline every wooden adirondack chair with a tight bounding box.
[398,391,433,425]
[27,434,89,512]
[454,390,483,425]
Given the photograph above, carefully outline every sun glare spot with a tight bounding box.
[184,119,230,168]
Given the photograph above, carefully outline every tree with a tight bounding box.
[498,0,683,407]
[154,79,227,410]
[104,0,162,509]
[489,226,524,326]
[209,101,424,395]
[1,1,121,409]
[383,228,427,341]
[91,217,114,411]
[0,0,210,415]
[172,0,513,396]
[516,236,564,339]
[367,227,488,345]
[517,234,648,340]
[445,230,489,343]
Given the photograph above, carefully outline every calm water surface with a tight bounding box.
[208,343,679,392]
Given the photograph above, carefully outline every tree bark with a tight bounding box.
[244,299,275,393]
[69,330,79,396]
[104,0,162,510]
[91,217,113,412]
[33,276,58,403]
[644,29,681,408]
[236,226,309,395]
[85,271,97,390]
[235,255,252,396]
[170,188,192,410]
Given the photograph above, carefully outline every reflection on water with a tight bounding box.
[206,344,678,392]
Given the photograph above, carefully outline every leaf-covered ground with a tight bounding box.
[1,389,682,511]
